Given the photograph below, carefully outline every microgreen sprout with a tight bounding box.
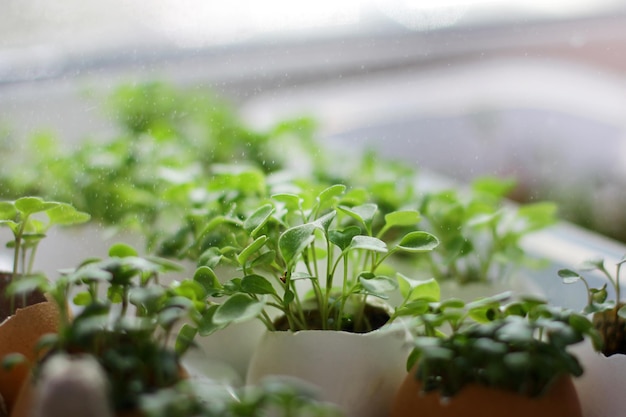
[418,176,557,285]
[404,288,599,398]
[0,197,90,315]
[558,255,626,355]
[191,184,439,333]
[20,243,207,412]
[0,82,318,245]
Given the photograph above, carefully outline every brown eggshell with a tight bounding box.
[10,377,33,417]
[0,301,59,413]
[390,371,582,417]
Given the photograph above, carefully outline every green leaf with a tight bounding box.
[568,313,594,333]
[472,176,516,198]
[108,243,138,258]
[359,274,397,297]
[118,316,156,332]
[0,202,17,221]
[384,210,421,228]
[271,193,302,211]
[279,223,316,267]
[397,273,411,300]
[618,305,626,319]
[175,324,197,356]
[198,247,223,269]
[45,203,91,226]
[172,280,206,302]
[213,294,266,325]
[557,269,582,284]
[67,264,112,285]
[503,351,531,371]
[328,226,361,251]
[312,210,336,232]
[244,204,275,237]
[394,299,430,317]
[472,338,508,356]
[158,307,187,329]
[129,286,167,310]
[283,289,295,305]
[193,266,222,294]
[397,274,440,302]
[466,292,512,310]
[440,298,465,310]
[250,250,276,269]
[14,197,59,215]
[504,302,527,317]
[72,291,94,306]
[580,258,604,271]
[349,235,387,253]
[341,188,369,206]
[517,202,558,231]
[396,231,439,252]
[237,235,268,266]
[2,353,27,371]
[241,274,277,296]
[6,274,50,298]
[0,220,19,235]
[197,305,226,336]
[35,334,59,355]
[144,255,183,273]
[467,211,501,228]
[406,348,420,372]
[315,184,345,211]
[496,318,533,343]
[415,344,453,361]
[338,203,378,233]
[195,215,242,244]
[590,285,608,304]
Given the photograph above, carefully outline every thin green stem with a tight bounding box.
[27,243,39,275]
[259,310,276,331]
[282,269,308,330]
[372,248,396,273]
[354,293,368,331]
[611,261,624,326]
[303,247,324,326]
[375,222,391,240]
[615,262,623,305]
[337,256,349,330]
[120,285,129,318]
[10,214,29,314]
[577,277,593,310]
[321,237,334,330]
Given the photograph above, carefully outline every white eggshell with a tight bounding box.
[246,327,410,417]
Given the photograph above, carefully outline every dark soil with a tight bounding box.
[0,272,47,322]
[273,303,391,333]
[593,304,626,356]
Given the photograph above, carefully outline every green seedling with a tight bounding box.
[16,243,207,413]
[558,255,626,355]
[190,183,440,333]
[404,291,600,398]
[0,196,90,314]
[419,176,557,285]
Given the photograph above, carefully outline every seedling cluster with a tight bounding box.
[559,256,626,356]
[404,289,600,398]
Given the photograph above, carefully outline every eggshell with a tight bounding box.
[390,372,582,417]
[246,327,410,417]
[0,301,59,413]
